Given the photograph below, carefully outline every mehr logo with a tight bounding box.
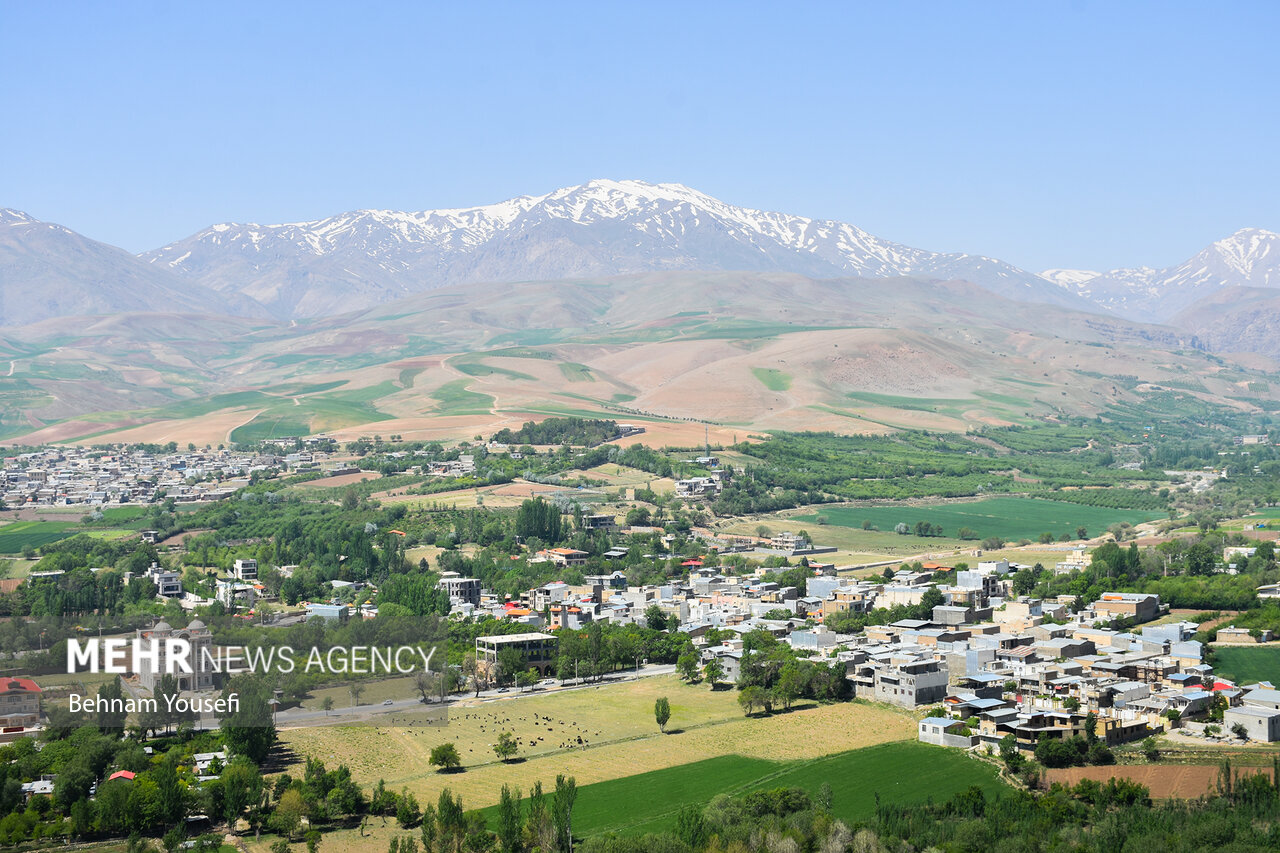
[67,637,436,676]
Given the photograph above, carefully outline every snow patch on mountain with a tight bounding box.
[1042,228,1280,321]
[142,180,1079,319]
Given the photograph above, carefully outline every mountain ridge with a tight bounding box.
[3,184,1278,341]
[1045,227,1280,321]
[0,207,260,327]
[139,179,1088,319]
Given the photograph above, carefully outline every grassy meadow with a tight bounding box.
[1210,645,1280,685]
[794,497,1164,544]
[278,676,917,817]
[503,741,1007,838]
[0,520,78,553]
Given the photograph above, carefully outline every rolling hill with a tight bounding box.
[2,271,1276,446]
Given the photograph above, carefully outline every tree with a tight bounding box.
[1035,735,1082,769]
[674,804,707,849]
[774,663,804,711]
[350,684,365,708]
[645,604,668,631]
[96,675,128,734]
[1187,541,1216,576]
[677,651,700,683]
[497,784,523,853]
[429,743,462,772]
[553,775,578,853]
[517,669,539,693]
[322,696,334,716]
[998,733,1024,771]
[462,652,483,697]
[1076,526,1088,540]
[396,789,421,828]
[738,685,767,716]
[272,788,306,839]
[1142,736,1160,761]
[222,675,276,764]
[516,497,563,543]
[496,646,526,687]
[654,697,671,733]
[919,586,944,613]
[222,759,263,830]
[703,657,725,689]
[493,731,519,762]
[341,488,359,511]
[414,671,435,703]
[1232,722,1250,741]
[1012,569,1039,597]
[434,789,466,852]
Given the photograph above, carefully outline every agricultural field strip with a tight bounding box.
[796,498,1164,542]
[315,697,834,788]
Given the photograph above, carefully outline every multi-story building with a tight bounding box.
[581,514,619,533]
[0,677,41,733]
[1092,592,1160,623]
[536,548,589,568]
[870,656,948,708]
[136,619,215,693]
[476,632,558,676]
[146,562,183,598]
[438,571,482,607]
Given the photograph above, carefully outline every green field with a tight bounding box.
[228,386,396,443]
[453,359,535,381]
[430,379,496,415]
[482,741,1005,838]
[559,363,595,382]
[0,521,77,553]
[752,367,792,392]
[1211,646,1280,685]
[795,497,1164,543]
[229,410,312,443]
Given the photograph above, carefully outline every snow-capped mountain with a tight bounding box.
[1044,228,1280,322]
[1040,268,1101,288]
[142,179,1084,319]
[0,209,249,327]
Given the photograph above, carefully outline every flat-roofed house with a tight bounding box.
[1092,592,1160,623]
[476,632,558,676]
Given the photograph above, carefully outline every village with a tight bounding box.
[29,517,1274,757]
[0,441,338,508]
[437,542,1280,753]
[1,421,1278,850]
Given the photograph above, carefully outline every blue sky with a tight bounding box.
[1,1,1276,272]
